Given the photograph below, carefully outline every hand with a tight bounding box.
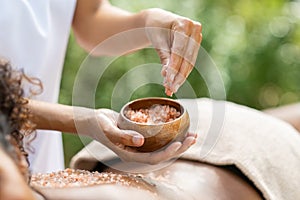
[112,132,197,165]
[143,8,202,96]
[90,109,197,165]
[95,109,145,147]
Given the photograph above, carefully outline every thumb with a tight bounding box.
[156,48,170,77]
[119,130,145,147]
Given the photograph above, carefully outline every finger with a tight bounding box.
[170,24,202,93]
[166,54,183,84]
[128,133,198,164]
[115,140,184,164]
[97,111,145,147]
[156,49,170,77]
[165,20,193,88]
[161,64,168,77]
[102,123,145,147]
[175,135,197,155]
[163,53,183,96]
[186,132,198,138]
[162,141,182,156]
[147,27,171,77]
[165,88,173,97]
[164,76,173,96]
[113,133,198,164]
[147,142,182,165]
[171,60,193,93]
[184,22,202,65]
[114,129,145,147]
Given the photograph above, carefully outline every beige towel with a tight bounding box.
[70,98,300,200]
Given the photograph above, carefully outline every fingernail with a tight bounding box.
[132,135,143,146]
[165,88,173,97]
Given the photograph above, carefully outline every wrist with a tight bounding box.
[137,9,150,28]
[72,107,100,139]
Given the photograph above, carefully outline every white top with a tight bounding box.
[0,0,77,173]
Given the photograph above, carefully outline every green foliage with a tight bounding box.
[60,0,300,166]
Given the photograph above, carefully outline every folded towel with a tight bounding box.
[180,98,300,200]
[70,98,300,200]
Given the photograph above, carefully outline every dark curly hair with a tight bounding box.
[0,59,38,178]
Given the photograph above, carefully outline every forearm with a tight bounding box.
[264,103,300,132]
[26,99,93,137]
[72,0,150,55]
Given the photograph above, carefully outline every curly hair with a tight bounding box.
[0,59,37,178]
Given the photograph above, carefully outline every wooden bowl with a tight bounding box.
[117,97,190,152]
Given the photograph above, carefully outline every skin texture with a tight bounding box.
[31,160,263,200]
[112,160,262,200]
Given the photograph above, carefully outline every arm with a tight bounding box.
[72,0,148,55]
[26,99,197,164]
[26,99,143,146]
[264,103,300,132]
[72,0,202,96]
[27,99,77,134]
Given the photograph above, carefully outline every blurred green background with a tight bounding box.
[60,0,300,167]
